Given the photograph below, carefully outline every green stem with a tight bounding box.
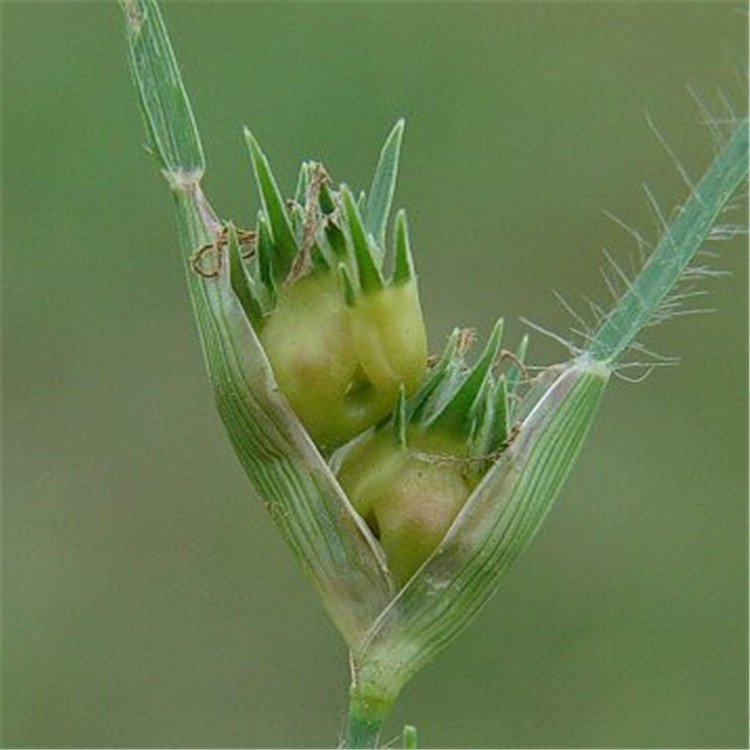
[343,710,384,749]
[341,681,394,749]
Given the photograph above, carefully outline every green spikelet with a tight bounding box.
[342,185,385,294]
[228,128,430,449]
[393,209,415,286]
[338,322,526,586]
[410,329,463,423]
[428,319,504,438]
[365,119,405,248]
[244,129,298,281]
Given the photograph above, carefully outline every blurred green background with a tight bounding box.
[3,2,747,748]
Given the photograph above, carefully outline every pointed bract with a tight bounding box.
[325,219,348,261]
[365,119,405,249]
[289,202,306,240]
[410,329,462,424]
[319,182,337,215]
[393,209,415,286]
[429,320,504,437]
[342,185,385,294]
[244,128,298,280]
[468,382,496,459]
[227,223,263,329]
[256,212,276,293]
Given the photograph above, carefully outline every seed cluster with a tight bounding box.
[214,122,533,582]
[218,124,429,449]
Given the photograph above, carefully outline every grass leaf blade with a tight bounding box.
[588,119,748,364]
[120,0,204,181]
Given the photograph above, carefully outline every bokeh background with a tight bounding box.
[3,3,747,748]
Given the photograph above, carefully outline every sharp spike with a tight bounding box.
[410,329,463,424]
[342,185,384,294]
[226,223,264,329]
[338,263,356,307]
[428,319,504,437]
[365,119,405,249]
[393,209,415,285]
[244,128,298,280]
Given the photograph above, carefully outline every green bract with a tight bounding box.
[346,358,611,737]
[239,126,428,450]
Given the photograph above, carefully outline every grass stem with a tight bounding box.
[341,685,392,749]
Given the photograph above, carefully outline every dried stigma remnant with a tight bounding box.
[190,226,256,278]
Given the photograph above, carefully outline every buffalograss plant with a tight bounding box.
[120,1,748,746]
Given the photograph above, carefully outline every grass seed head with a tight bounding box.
[240,124,429,450]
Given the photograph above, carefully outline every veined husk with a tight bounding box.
[179,177,610,690]
[347,358,610,706]
[172,189,395,647]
